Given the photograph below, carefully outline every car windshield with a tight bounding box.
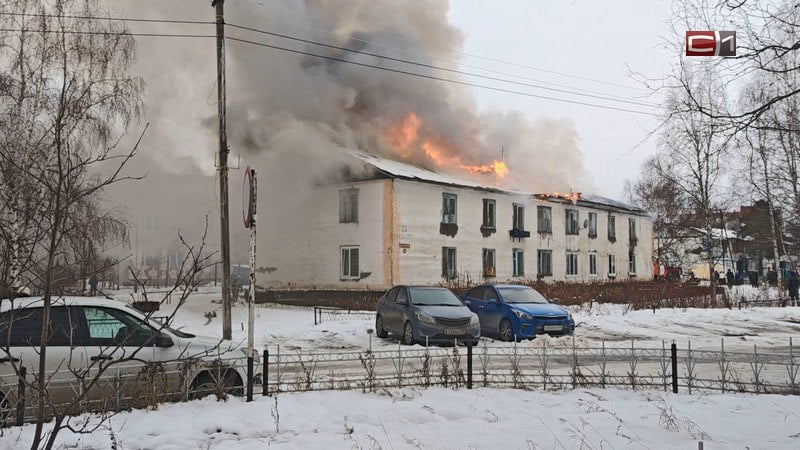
[409,288,463,306]
[498,287,549,304]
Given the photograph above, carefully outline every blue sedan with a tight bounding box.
[459,284,574,341]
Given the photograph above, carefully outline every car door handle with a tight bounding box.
[90,355,113,361]
[0,356,20,363]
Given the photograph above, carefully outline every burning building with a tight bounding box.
[257,149,653,290]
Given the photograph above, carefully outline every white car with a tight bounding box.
[0,296,257,421]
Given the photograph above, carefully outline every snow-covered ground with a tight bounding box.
[3,286,798,449]
[118,285,800,354]
[4,387,800,449]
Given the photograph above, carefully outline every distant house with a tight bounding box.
[259,152,653,290]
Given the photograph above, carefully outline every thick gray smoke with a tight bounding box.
[108,0,588,264]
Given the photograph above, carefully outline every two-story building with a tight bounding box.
[259,151,653,290]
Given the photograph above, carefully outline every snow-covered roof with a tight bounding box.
[578,193,648,215]
[350,150,502,191]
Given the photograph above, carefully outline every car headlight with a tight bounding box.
[512,309,532,320]
[469,313,479,326]
[416,311,436,325]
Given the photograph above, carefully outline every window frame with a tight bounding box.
[512,203,525,231]
[537,249,553,277]
[442,193,457,225]
[566,252,579,277]
[628,251,637,276]
[338,188,359,223]
[482,248,496,276]
[512,248,524,277]
[608,254,617,277]
[589,252,598,277]
[565,209,579,235]
[628,217,637,243]
[537,206,552,234]
[341,246,360,280]
[482,199,496,229]
[442,246,457,279]
[608,215,616,241]
[588,212,598,239]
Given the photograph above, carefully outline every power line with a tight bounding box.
[0,25,659,115]
[265,0,650,92]
[224,35,659,116]
[0,11,212,25]
[226,22,661,109]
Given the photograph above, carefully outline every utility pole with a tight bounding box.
[212,0,232,340]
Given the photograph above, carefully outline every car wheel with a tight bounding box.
[375,315,388,338]
[498,319,514,342]
[402,321,415,345]
[189,369,243,400]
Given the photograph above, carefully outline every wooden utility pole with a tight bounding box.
[212,0,232,340]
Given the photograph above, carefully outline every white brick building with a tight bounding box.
[260,152,653,290]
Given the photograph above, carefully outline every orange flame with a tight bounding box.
[386,112,510,180]
[537,191,582,203]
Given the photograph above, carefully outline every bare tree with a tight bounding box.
[0,0,145,446]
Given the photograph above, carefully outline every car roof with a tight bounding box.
[471,284,532,289]
[0,296,128,313]
[393,285,452,290]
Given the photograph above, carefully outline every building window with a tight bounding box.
[483,248,496,277]
[629,251,637,276]
[537,206,552,234]
[629,218,637,245]
[482,199,496,229]
[339,189,359,223]
[537,250,553,276]
[512,249,524,277]
[341,246,360,279]
[608,254,617,277]
[588,212,597,238]
[442,247,457,279]
[442,193,457,224]
[566,252,579,276]
[608,215,616,242]
[512,203,525,230]
[589,253,597,276]
[565,209,579,235]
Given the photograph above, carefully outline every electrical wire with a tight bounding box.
[226,22,661,109]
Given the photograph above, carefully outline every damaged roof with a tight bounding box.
[346,149,648,215]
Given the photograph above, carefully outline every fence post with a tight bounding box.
[16,366,26,426]
[246,355,254,402]
[314,307,318,325]
[671,341,678,394]
[268,350,269,396]
[467,342,473,389]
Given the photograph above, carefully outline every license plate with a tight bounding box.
[544,325,562,332]
[444,328,465,336]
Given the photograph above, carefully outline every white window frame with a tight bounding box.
[629,218,637,242]
[512,249,524,277]
[341,246,360,280]
[482,199,496,229]
[442,193,457,224]
[628,252,637,276]
[512,203,525,230]
[608,215,616,241]
[566,252,579,276]
[608,254,617,277]
[589,252,597,277]
[339,188,358,223]
[442,247,457,279]
[537,206,552,233]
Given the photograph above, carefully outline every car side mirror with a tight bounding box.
[155,334,174,348]
[463,300,471,307]
[548,298,556,304]
[487,298,498,304]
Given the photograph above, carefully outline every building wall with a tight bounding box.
[392,179,653,285]
[259,179,388,289]
[260,177,654,290]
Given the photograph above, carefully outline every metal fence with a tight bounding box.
[313,306,375,325]
[264,338,800,396]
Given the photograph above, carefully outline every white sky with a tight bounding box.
[447,0,674,198]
